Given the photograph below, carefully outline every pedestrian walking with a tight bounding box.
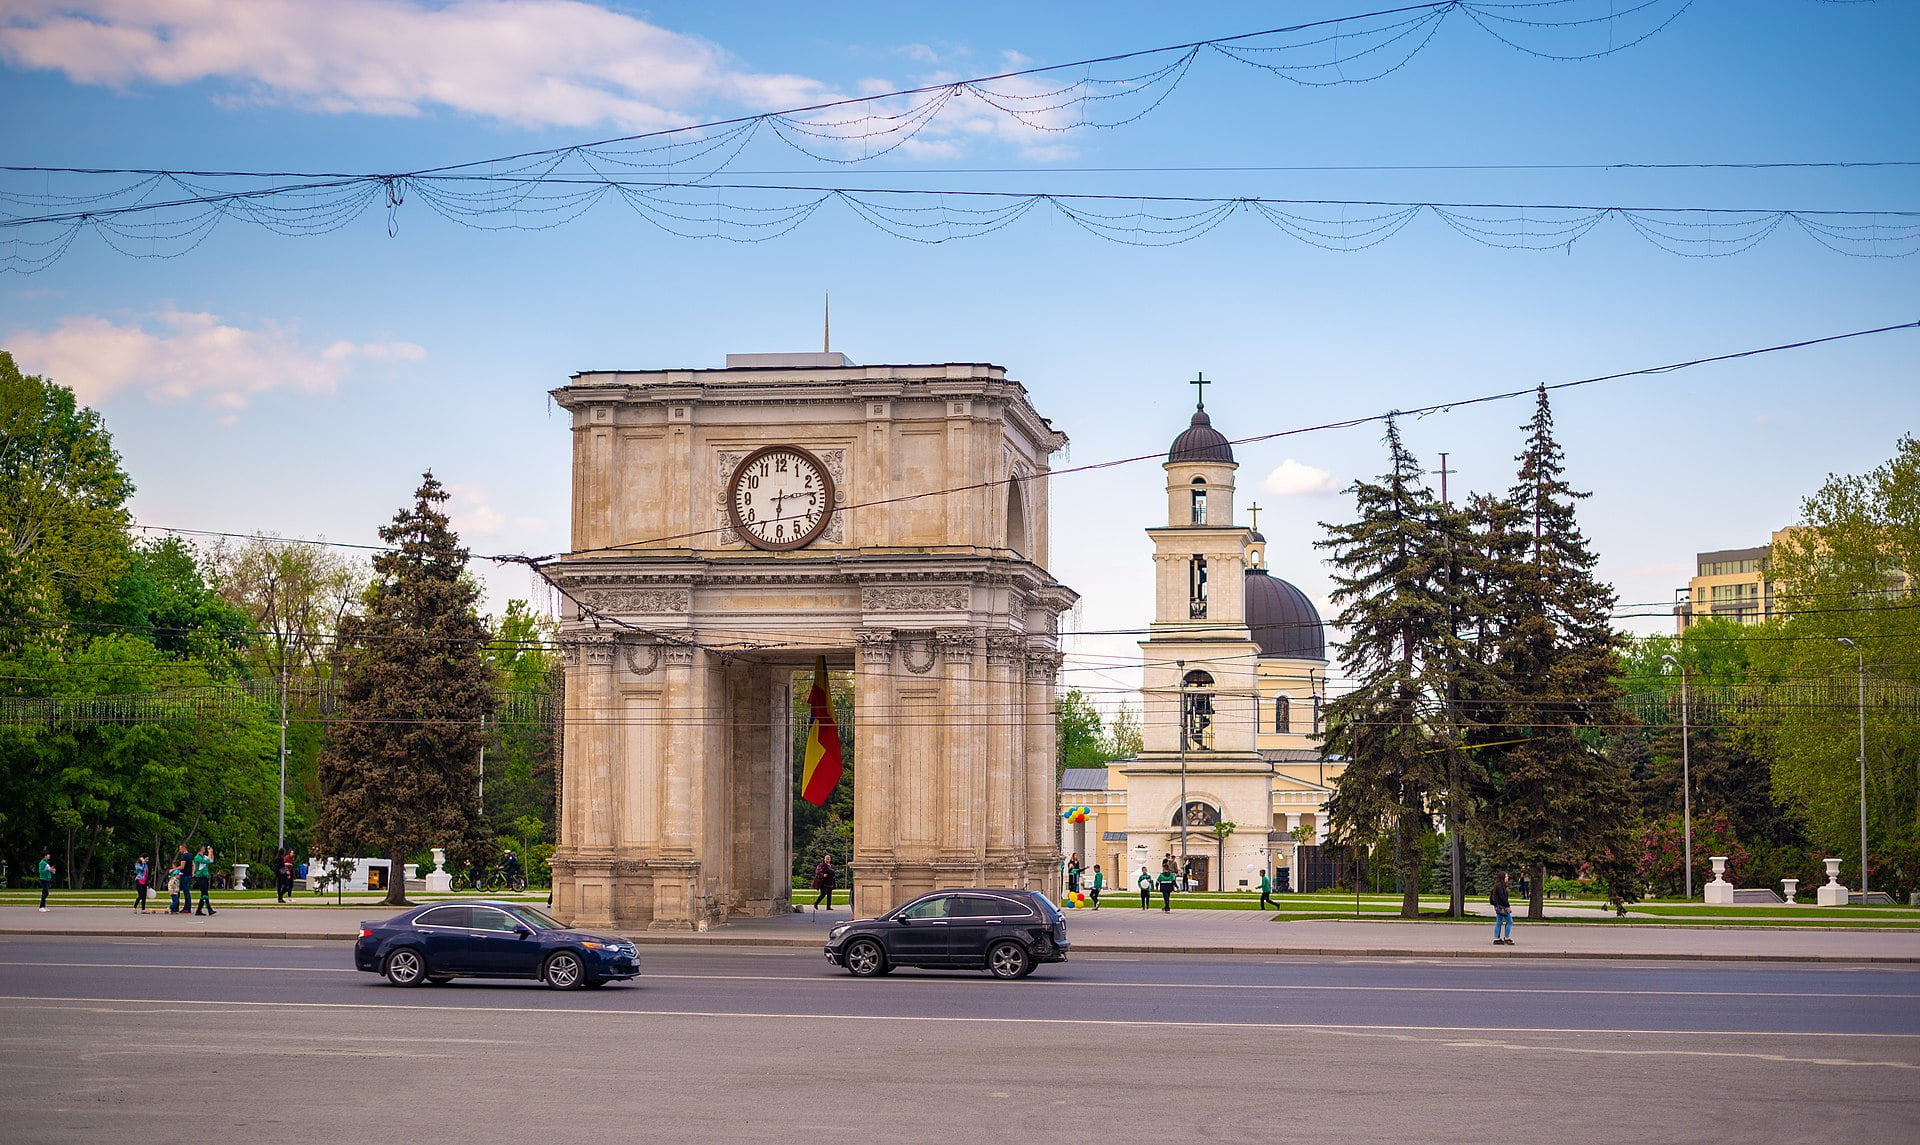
[275,849,295,903]
[1182,858,1194,892]
[1156,864,1177,913]
[37,852,55,911]
[193,845,217,916]
[1137,866,1153,910]
[1258,868,1275,910]
[1088,864,1104,909]
[811,854,837,912]
[1066,852,1082,893]
[133,855,152,913]
[1491,871,1514,945]
[167,862,185,915]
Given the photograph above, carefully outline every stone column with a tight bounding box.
[985,631,1026,884]
[553,632,618,927]
[936,628,983,889]
[1023,641,1065,897]
[852,629,899,918]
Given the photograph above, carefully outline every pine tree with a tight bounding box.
[1317,418,1470,917]
[1472,388,1637,917]
[314,473,496,906]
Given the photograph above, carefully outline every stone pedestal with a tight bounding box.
[1815,858,1850,906]
[1703,855,1735,905]
[424,847,453,893]
[231,863,249,891]
[1781,878,1799,903]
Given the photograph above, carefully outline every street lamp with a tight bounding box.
[1660,653,1693,900]
[1837,637,1867,900]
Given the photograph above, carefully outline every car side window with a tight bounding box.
[470,907,521,932]
[967,896,1033,918]
[414,906,469,929]
[899,896,953,920]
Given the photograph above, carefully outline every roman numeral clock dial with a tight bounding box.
[726,445,836,551]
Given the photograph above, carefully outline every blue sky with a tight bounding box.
[3,0,1916,707]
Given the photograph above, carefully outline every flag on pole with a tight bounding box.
[800,655,844,806]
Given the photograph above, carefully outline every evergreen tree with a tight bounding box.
[314,473,495,906]
[1317,418,1469,917]
[1472,388,1637,916]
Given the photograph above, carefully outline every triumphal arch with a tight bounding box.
[546,352,1076,929]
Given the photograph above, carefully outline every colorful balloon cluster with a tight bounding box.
[1060,890,1089,909]
[1061,806,1090,823]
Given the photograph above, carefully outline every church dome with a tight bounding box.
[1245,567,1325,660]
[1168,407,1234,464]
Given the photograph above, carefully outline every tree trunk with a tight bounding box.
[384,850,411,906]
[1399,808,1420,918]
[1528,861,1547,921]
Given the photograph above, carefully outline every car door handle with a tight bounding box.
[929,921,948,926]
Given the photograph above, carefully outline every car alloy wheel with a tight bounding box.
[986,940,1031,980]
[544,951,585,990]
[384,948,426,987]
[843,938,887,977]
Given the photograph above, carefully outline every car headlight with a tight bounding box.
[580,940,617,951]
[828,925,847,940]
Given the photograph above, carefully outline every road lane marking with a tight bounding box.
[5,962,1918,1001]
[2,994,1916,1043]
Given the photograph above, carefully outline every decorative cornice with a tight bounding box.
[579,588,689,613]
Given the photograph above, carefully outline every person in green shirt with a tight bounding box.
[1088,865,1105,910]
[38,853,55,911]
[1137,867,1153,910]
[192,845,217,916]
[1259,868,1275,910]
[1156,863,1177,913]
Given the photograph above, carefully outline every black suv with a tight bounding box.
[824,888,1070,979]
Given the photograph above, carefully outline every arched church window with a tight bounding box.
[1189,556,1208,619]
[1005,480,1028,559]
[1190,477,1208,525]
[1275,695,1291,733]
[1172,800,1219,827]
[1181,669,1215,750]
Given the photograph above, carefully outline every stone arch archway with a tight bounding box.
[547,356,1076,929]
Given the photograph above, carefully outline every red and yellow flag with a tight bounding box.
[799,656,844,806]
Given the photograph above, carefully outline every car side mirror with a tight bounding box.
[895,916,910,924]
[514,927,532,937]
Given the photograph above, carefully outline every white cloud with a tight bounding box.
[1262,459,1341,497]
[6,309,424,413]
[443,482,546,541]
[0,0,830,130]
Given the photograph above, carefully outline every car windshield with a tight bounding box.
[509,905,568,931]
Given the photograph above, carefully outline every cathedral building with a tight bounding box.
[1060,393,1339,893]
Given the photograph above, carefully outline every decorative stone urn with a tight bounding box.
[1781,878,1799,904]
[403,862,420,885]
[1816,857,1850,906]
[230,862,249,891]
[1703,855,1735,905]
[424,846,453,892]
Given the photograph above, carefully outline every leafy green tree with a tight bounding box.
[1317,417,1465,918]
[1471,387,1637,917]
[314,473,495,906]
[1057,687,1115,773]
[1740,435,1920,896]
[1108,701,1143,759]
[480,600,560,839]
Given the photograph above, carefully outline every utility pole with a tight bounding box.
[1838,637,1867,899]
[276,666,288,851]
[1177,659,1189,883]
[1661,653,1693,899]
[1438,452,1465,917]
[478,712,487,818]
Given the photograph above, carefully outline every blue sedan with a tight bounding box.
[354,900,640,989]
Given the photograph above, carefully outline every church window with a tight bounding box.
[1190,477,1208,525]
[1275,695,1291,733]
[1173,800,1220,827]
[1189,556,1208,619]
[1181,669,1215,750]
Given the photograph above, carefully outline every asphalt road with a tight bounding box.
[3,936,1917,1144]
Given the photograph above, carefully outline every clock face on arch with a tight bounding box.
[726,445,836,550]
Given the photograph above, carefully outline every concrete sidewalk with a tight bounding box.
[3,903,1914,963]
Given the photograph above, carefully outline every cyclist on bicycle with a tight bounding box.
[502,850,524,891]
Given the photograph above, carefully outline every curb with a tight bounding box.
[4,927,1915,964]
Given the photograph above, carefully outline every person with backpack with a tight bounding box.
[1491,871,1514,945]
[166,861,185,915]
[1156,861,1178,913]
[133,855,152,913]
